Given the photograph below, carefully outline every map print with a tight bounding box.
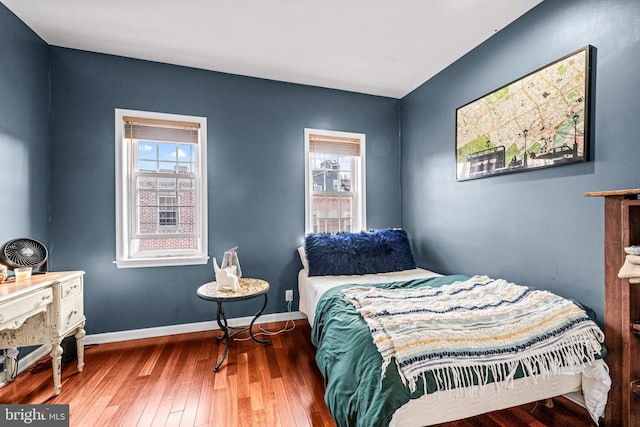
[456,47,589,180]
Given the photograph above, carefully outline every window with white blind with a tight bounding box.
[304,128,366,234]
[115,109,208,268]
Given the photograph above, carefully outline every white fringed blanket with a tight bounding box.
[341,275,605,394]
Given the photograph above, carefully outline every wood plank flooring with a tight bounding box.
[0,319,596,426]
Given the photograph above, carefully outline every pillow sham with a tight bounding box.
[304,229,416,277]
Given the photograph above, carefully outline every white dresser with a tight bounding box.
[0,271,85,395]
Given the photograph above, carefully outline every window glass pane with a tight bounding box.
[178,189,195,233]
[158,142,176,161]
[138,206,157,234]
[138,190,155,206]
[138,160,157,172]
[311,156,322,169]
[178,144,195,164]
[177,178,194,190]
[178,221,195,234]
[157,177,177,191]
[311,194,353,234]
[138,176,156,190]
[157,161,174,173]
[138,141,156,160]
[339,171,351,191]
[339,157,351,171]
[138,237,199,251]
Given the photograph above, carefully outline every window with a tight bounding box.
[304,128,366,234]
[115,109,208,268]
[158,195,178,228]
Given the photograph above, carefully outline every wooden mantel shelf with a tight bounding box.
[584,188,640,197]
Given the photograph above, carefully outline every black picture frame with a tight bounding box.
[455,46,591,181]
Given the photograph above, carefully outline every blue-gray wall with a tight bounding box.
[401,0,640,325]
[47,48,401,334]
[0,4,49,245]
[3,0,638,336]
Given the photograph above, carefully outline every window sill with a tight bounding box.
[114,255,210,269]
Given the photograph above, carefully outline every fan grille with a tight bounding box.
[3,239,48,267]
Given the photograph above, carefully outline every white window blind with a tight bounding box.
[123,116,200,144]
[308,134,361,156]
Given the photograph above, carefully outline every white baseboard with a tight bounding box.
[0,310,307,388]
[85,310,307,345]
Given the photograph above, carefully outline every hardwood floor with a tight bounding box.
[0,319,596,426]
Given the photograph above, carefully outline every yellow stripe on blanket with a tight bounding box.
[384,306,584,350]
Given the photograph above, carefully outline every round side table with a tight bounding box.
[197,277,270,371]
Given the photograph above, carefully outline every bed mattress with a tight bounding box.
[298,267,442,327]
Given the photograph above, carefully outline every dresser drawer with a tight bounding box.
[0,288,53,330]
[59,292,84,332]
[61,277,82,299]
[57,277,84,333]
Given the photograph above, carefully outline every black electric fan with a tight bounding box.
[0,238,48,274]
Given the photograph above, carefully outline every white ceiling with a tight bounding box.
[2,0,542,98]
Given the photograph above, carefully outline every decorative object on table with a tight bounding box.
[212,249,240,292]
[0,265,7,283]
[455,46,591,181]
[221,246,242,278]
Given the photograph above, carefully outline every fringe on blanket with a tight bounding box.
[402,330,603,397]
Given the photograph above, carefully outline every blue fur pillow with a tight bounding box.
[304,229,416,277]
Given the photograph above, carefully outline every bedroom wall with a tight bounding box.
[400,0,640,325]
[0,4,50,247]
[47,47,401,334]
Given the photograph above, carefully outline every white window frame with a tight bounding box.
[304,128,366,234]
[115,109,209,268]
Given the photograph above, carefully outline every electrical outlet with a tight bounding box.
[285,289,294,302]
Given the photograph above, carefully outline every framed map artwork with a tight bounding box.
[455,46,591,181]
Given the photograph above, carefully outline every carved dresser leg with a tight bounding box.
[75,323,86,372]
[50,342,63,395]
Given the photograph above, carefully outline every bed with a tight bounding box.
[298,229,611,427]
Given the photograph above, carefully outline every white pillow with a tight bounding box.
[298,246,309,270]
